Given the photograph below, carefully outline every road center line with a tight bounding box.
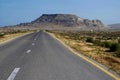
[34,33,40,40]
[26,50,31,53]
[7,68,20,80]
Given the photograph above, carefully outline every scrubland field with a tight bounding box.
[48,30,120,75]
[0,29,35,44]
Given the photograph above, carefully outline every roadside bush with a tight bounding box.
[116,50,120,57]
[93,40,112,48]
[110,43,120,52]
[11,30,21,34]
[93,40,102,46]
[118,39,120,44]
[86,37,94,43]
[104,42,112,48]
[0,33,5,37]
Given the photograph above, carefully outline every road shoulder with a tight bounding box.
[47,31,120,80]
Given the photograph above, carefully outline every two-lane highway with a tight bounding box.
[0,31,118,80]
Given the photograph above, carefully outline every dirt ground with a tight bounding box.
[0,32,31,44]
[53,32,120,75]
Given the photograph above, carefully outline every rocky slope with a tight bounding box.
[31,14,105,28]
[13,14,108,31]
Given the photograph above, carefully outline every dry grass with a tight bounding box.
[0,32,31,44]
[51,31,120,75]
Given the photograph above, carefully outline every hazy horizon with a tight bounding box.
[0,0,120,27]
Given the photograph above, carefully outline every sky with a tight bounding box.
[0,0,120,26]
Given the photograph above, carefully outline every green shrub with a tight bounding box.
[94,40,112,48]
[99,42,106,47]
[116,50,120,57]
[110,43,120,52]
[104,42,112,48]
[118,39,120,44]
[116,44,120,57]
[0,33,5,37]
[93,40,102,46]
[86,37,94,43]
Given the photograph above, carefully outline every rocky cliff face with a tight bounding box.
[32,14,82,26]
[14,14,107,31]
[32,14,105,28]
[83,19,104,28]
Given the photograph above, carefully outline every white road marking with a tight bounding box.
[26,50,31,53]
[34,33,40,40]
[7,68,20,80]
[32,43,35,46]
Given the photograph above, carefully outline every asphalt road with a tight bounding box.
[0,31,116,80]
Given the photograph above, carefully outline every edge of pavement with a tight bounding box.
[46,31,120,80]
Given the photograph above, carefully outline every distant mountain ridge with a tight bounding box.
[32,14,82,26]
[31,14,105,28]
[11,14,108,30]
[109,23,120,29]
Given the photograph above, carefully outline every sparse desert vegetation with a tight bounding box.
[48,30,120,75]
[0,29,34,44]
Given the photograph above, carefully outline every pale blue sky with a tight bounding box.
[0,0,120,26]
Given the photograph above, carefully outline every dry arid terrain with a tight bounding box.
[0,29,35,44]
[47,30,120,75]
